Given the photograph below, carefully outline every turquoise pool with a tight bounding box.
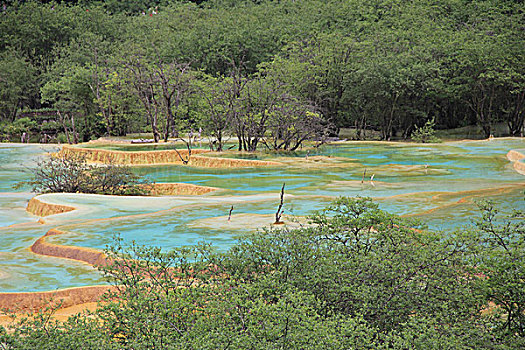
[0,139,523,292]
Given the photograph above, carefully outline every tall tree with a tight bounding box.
[123,51,163,142]
[0,49,37,121]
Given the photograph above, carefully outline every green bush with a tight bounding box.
[56,133,69,144]
[2,198,524,349]
[19,152,151,195]
[411,118,441,143]
[0,118,39,142]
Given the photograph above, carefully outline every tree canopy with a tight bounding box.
[0,0,523,144]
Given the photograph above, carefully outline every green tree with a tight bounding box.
[469,201,525,339]
[411,117,441,143]
[447,0,525,138]
[21,151,150,195]
[224,197,481,331]
[199,74,242,151]
[41,65,94,144]
[0,117,38,142]
[0,49,37,122]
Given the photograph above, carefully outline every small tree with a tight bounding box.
[411,117,440,143]
[200,75,245,152]
[21,152,150,195]
[469,201,525,338]
[1,117,38,142]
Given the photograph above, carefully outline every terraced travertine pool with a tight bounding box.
[0,139,524,292]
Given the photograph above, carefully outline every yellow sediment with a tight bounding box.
[0,301,100,327]
[187,155,281,168]
[400,184,525,217]
[48,301,99,321]
[30,229,107,267]
[506,149,525,162]
[147,183,220,196]
[25,182,221,218]
[514,161,525,175]
[507,150,525,175]
[27,183,523,269]
[26,194,289,266]
[26,197,75,217]
[61,145,206,164]
[24,230,114,316]
[0,285,113,314]
[61,145,281,168]
[327,180,401,189]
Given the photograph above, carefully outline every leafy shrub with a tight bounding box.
[2,198,524,349]
[0,117,39,142]
[468,201,525,339]
[411,118,441,143]
[20,151,151,195]
[56,133,69,144]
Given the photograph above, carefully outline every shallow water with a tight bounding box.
[0,139,523,292]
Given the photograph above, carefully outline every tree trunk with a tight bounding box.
[507,91,524,136]
[164,110,172,142]
[151,113,160,143]
[57,110,71,144]
[216,131,223,152]
[71,114,78,144]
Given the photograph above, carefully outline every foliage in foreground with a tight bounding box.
[1,198,524,349]
[19,151,151,195]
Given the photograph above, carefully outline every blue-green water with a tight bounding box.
[0,139,523,292]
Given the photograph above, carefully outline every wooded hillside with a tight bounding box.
[1,0,523,145]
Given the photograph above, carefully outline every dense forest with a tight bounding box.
[0,0,523,148]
